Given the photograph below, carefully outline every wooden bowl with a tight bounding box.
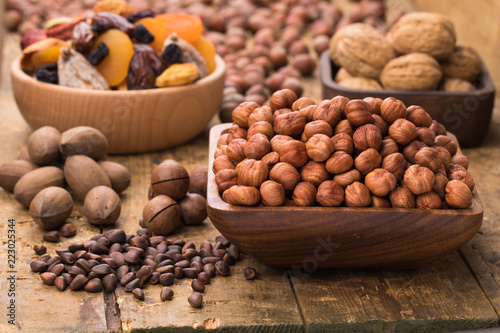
[207,123,483,270]
[320,51,495,148]
[10,55,226,154]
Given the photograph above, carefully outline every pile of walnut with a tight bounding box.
[213,88,475,209]
[0,126,131,239]
[330,12,483,93]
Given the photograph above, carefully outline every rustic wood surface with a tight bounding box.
[1,1,500,330]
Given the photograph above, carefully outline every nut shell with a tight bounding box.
[64,155,111,201]
[151,160,190,201]
[180,193,207,225]
[188,166,208,197]
[27,126,62,166]
[60,126,109,160]
[0,159,38,192]
[98,161,131,193]
[143,195,181,235]
[14,166,65,208]
[29,187,73,230]
[84,186,121,225]
[441,44,482,82]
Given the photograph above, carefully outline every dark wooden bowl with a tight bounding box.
[207,123,483,270]
[320,51,495,148]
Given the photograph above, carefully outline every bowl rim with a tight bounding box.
[11,54,226,96]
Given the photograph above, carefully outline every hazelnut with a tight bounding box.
[316,181,344,207]
[434,135,458,156]
[143,195,181,235]
[98,161,131,194]
[226,138,248,163]
[416,127,436,146]
[306,134,335,162]
[371,195,391,208]
[345,181,371,207]
[29,187,73,230]
[326,151,353,175]
[300,161,330,186]
[269,46,288,69]
[433,172,448,199]
[222,185,261,206]
[60,126,108,161]
[270,135,294,152]
[379,137,399,158]
[265,72,286,92]
[248,106,273,127]
[260,180,285,206]
[180,193,207,226]
[292,54,316,76]
[354,148,382,175]
[215,169,238,193]
[261,151,280,169]
[64,155,111,201]
[232,101,259,129]
[312,99,342,128]
[274,108,293,117]
[353,124,382,151]
[27,126,62,166]
[435,146,452,171]
[331,133,354,155]
[188,166,208,197]
[388,119,418,145]
[269,162,300,190]
[298,105,317,123]
[450,153,469,170]
[403,140,428,164]
[449,169,475,191]
[84,186,121,225]
[363,97,383,115]
[344,99,374,127]
[269,89,297,111]
[214,145,227,159]
[365,168,397,196]
[0,159,38,192]
[414,147,442,172]
[293,182,317,206]
[280,77,303,98]
[333,169,362,187]
[237,159,269,187]
[301,120,333,142]
[292,97,316,111]
[247,121,274,140]
[244,133,271,160]
[430,120,447,136]
[227,124,247,143]
[404,165,436,195]
[406,105,433,127]
[278,140,308,168]
[372,114,389,137]
[382,152,407,180]
[389,187,416,208]
[274,111,307,137]
[380,97,407,124]
[416,191,443,209]
[445,180,473,209]
[212,155,235,174]
[151,160,190,201]
[333,120,354,137]
[313,35,330,55]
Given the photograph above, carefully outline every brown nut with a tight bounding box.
[382,152,407,179]
[331,133,354,155]
[316,181,344,207]
[416,191,443,209]
[416,127,436,146]
[372,115,389,137]
[27,126,62,166]
[371,195,391,208]
[301,120,332,142]
[212,155,235,174]
[430,120,447,136]
[0,160,38,192]
[435,146,452,171]
[338,77,382,90]
[232,101,260,129]
[269,162,300,190]
[222,185,261,206]
[380,97,407,124]
[247,121,274,140]
[151,160,190,201]
[226,138,247,164]
[353,124,382,151]
[270,135,294,152]
[354,148,382,175]
[333,119,354,136]
[269,89,297,111]
[278,140,308,168]
[433,172,448,199]
[404,165,436,195]
[379,137,399,158]
[227,124,247,143]
[215,169,238,193]
[306,134,335,162]
[312,99,342,128]
[441,44,482,82]
[403,140,428,164]
[292,54,316,76]
[414,147,441,172]
[14,166,65,208]
[365,168,397,197]
[98,161,131,194]
[292,97,316,111]
[445,179,472,208]
[274,111,307,137]
[298,104,317,123]
[188,166,208,197]
[292,182,317,206]
[60,126,109,160]
[244,133,271,160]
[433,135,458,156]
[389,119,418,146]
[259,180,285,207]
[29,187,73,230]
[300,161,330,187]
[363,97,383,115]
[345,181,371,207]
[143,195,181,235]
[84,186,121,225]
[406,105,433,127]
[326,151,353,175]
[333,169,362,187]
[248,106,273,127]
[389,187,416,208]
[261,151,280,170]
[450,153,469,170]
[344,99,374,127]
[237,159,269,188]
[180,193,207,226]
[449,169,475,191]
[64,155,111,201]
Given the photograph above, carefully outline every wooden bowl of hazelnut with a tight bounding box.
[10,55,225,154]
[206,89,483,270]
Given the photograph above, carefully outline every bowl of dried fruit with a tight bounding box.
[206,89,483,270]
[11,10,225,154]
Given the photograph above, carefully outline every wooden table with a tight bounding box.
[1,29,500,332]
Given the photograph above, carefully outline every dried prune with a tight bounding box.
[126,9,156,23]
[133,44,166,76]
[72,21,95,54]
[35,63,58,84]
[92,12,134,36]
[134,24,154,44]
[88,42,109,66]
[161,43,181,67]
[127,51,156,90]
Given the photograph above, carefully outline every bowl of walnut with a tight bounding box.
[321,12,495,148]
[10,10,225,154]
[206,89,483,270]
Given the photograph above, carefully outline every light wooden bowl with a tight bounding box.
[11,55,225,154]
[207,123,483,270]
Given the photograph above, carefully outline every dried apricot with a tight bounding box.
[91,29,134,86]
[157,13,203,44]
[31,46,65,68]
[155,63,198,87]
[93,0,136,17]
[134,17,167,54]
[21,38,70,71]
[192,36,216,74]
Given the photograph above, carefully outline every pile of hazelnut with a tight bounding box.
[213,89,475,209]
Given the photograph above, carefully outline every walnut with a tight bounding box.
[337,77,382,90]
[441,78,475,92]
[334,68,353,82]
[386,12,456,60]
[329,23,396,79]
[380,53,443,91]
[441,44,482,82]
